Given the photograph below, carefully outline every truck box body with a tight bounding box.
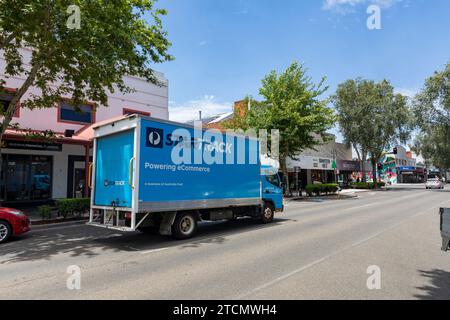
[92,115,261,213]
[89,115,282,237]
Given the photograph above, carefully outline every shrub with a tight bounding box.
[323,183,339,194]
[305,184,339,196]
[56,198,91,219]
[38,205,52,220]
[306,184,319,196]
[350,182,386,189]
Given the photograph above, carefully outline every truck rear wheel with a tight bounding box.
[261,202,275,224]
[172,212,197,240]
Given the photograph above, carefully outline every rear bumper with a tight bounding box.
[87,222,136,232]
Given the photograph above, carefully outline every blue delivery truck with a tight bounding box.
[88,115,283,239]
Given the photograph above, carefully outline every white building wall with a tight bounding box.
[287,134,353,170]
[0,47,169,134]
[392,145,417,167]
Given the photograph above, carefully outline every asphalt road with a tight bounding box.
[1,185,450,300]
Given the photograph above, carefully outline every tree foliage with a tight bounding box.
[333,78,412,185]
[413,62,450,169]
[228,62,335,194]
[413,127,450,169]
[0,0,172,141]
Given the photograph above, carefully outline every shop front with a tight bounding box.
[336,160,360,188]
[0,130,92,205]
[1,153,52,202]
[397,166,419,184]
[287,155,336,193]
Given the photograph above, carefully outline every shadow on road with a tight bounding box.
[0,218,290,264]
[414,269,450,300]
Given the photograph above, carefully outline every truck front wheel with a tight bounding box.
[172,212,198,240]
[261,202,275,224]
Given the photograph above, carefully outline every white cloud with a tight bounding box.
[394,87,419,98]
[169,95,233,123]
[323,0,402,13]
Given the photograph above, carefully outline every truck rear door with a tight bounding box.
[93,129,135,208]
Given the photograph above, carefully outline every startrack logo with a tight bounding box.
[104,180,126,187]
[146,127,164,148]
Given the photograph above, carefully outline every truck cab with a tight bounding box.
[261,165,284,212]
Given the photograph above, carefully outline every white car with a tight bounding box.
[426,178,445,189]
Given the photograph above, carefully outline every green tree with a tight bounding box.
[413,127,450,170]
[333,79,412,187]
[0,0,172,196]
[229,62,335,195]
[413,62,450,170]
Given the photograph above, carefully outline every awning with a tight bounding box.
[3,128,92,146]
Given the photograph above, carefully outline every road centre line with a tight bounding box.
[234,198,450,300]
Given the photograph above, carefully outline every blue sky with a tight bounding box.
[155,0,450,142]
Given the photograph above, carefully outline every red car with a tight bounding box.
[0,207,31,243]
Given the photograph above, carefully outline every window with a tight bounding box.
[123,108,151,117]
[59,100,95,124]
[265,174,281,187]
[0,90,20,117]
[1,154,52,202]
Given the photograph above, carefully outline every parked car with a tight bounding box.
[0,207,31,243]
[426,178,445,190]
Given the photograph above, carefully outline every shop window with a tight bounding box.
[59,100,95,124]
[1,154,52,202]
[0,90,20,117]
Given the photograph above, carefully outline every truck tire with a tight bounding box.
[172,212,198,240]
[261,202,275,224]
[0,221,12,244]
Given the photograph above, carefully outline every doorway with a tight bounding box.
[67,155,92,198]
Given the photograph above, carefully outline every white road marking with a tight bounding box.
[234,198,450,300]
[140,248,170,255]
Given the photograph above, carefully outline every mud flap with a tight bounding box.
[442,237,450,252]
[159,212,177,236]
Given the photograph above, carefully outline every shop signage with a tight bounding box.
[287,155,335,171]
[4,140,63,152]
[337,160,360,172]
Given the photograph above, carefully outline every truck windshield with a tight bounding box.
[265,174,280,187]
